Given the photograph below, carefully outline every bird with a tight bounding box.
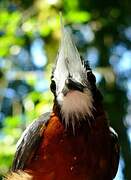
[6,16,119,180]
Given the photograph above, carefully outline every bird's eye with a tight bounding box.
[87,71,96,84]
[50,80,56,93]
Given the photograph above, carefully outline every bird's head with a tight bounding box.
[50,16,97,131]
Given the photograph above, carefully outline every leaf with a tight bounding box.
[66,11,91,23]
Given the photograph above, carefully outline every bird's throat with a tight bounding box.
[58,90,94,133]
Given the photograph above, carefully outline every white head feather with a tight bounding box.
[53,14,94,131]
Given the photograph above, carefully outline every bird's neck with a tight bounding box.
[52,97,108,134]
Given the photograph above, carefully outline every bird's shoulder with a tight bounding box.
[109,126,120,178]
[11,112,51,171]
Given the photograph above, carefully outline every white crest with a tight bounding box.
[53,14,87,96]
[53,14,94,132]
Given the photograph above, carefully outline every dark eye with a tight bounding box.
[50,80,56,93]
[87,71,96,84]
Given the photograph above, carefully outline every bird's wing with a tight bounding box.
[11,112,51,171]
[109,127,120,178]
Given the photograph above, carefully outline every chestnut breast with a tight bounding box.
[26,113,112,180]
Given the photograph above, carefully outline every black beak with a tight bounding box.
[65,78,85,92]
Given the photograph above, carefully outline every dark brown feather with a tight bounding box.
[11,112,51,171]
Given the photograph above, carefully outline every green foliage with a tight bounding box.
[65,11,91,23]
[0,116,22,174]
[0,10,22,56]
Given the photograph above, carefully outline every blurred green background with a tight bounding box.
[0,0,131,179]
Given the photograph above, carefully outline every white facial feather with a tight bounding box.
[59,89,93,132]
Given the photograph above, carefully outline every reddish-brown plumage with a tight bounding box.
[23,110,113,180]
